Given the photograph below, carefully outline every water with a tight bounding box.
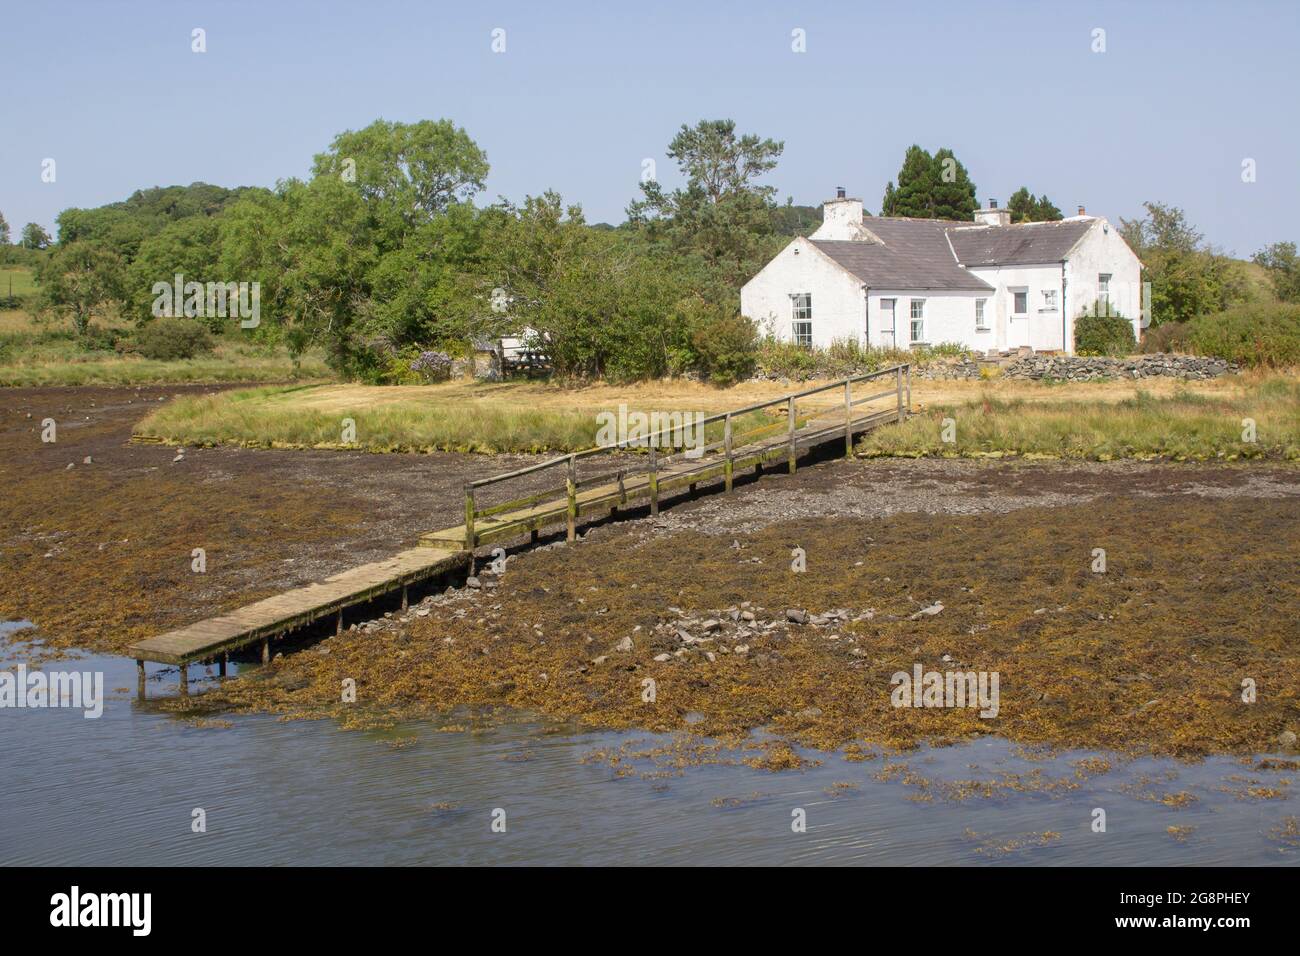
[2,623,1296,865]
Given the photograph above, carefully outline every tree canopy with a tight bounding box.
[880,145,977,220]
[1007,187,1063,223]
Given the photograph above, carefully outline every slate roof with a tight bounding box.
[809,216,1096,291]
[946,219,1094,267]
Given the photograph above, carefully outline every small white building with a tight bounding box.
[741,188,1143,354]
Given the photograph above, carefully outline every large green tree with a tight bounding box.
[0,210,10,245]
[1007,187,1063,223]
[310,118,489,233]
[1120,201,1240,325]
[880,145,977,220]
[627,119,785,295]
[34,241,125,336]
[19,222,52,250]
[1252,241,1300,302]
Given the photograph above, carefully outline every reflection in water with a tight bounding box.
[1,629,1297,866]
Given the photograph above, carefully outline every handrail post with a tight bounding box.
[896,366,904,421]
[787,395,796,474]
[844,378,852,458]
[724,412,734,493]
[648,442,659,517]
[464,483,476,552]
[566,454,577,543]
[618,469,627,505]
[905,363,911,419]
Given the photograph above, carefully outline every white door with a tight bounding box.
[1007,289,1031,349]
[879,298,896,348]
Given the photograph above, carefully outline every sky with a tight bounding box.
[2,0,1297,257]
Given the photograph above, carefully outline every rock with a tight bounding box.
[796,706,823,718]
[740,610,755,622]
[734,644,750,655]
[591,655,608,666]
[466,576,481,589]
[786,608,808,624]
[416,608,430,617]
[1279,730,1298,750]
[909,603,944,620]
[701,619,721,632]
[653,653,672,662]
[613,636,634,652]
[82,456,93,464]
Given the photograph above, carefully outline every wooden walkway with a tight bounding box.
[128,364,910,697]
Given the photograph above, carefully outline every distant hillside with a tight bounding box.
[56,182,266,246]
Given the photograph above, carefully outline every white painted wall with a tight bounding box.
[966,262,1066,352]
[1062,218,1143,349]
[740,238,866,347]
[741,217,1144,355]
[866,291,987,350]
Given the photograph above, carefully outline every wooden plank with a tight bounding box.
[128,547,467,665]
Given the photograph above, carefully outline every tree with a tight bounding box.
[19,223,52,250]
[0,210,9,245]
[880,145,977,220]
[1120,202,1237,325]
[930,148,978,221]
[34,241,125,336]
[627,119,785,294]
[310,118,489,232]
[1252,241,1300,302]
[1007,187,1063,223]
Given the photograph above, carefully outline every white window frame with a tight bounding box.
[1098,273,1112,313]
[975,297,989,331]
[1040,289,1058,312]
[909,298,925,344]
[1011,287,1029,317]
[791,293,812,347]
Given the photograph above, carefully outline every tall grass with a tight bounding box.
[758,337,971,380]
[859,376,1300,461]
[134,385,775,455]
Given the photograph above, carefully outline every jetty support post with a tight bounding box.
[336,609,344,636]
[844,378,853,458]
[136,659,146,701]
[178,663,189,697]
[787,396,797,474]
[262,637,270,664]
[649,443,659,517]
[219,653,227,678]
[724,413,733,493]
[464,483,476,554]
[566,454,577,543]
[401,585,408,612]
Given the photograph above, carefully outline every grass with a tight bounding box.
[135,380,801,454]
[859,374,1300,461]
[0,306,330,386]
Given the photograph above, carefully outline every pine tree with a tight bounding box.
[0,210,10,245]
[930,148,978,221]
[1008,186,1063,223]
[886,145,939,218]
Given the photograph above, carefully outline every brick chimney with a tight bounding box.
[1077,204,1087,216]
[974,199,1010,227]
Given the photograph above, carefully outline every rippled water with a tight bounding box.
[2,623,1296,866]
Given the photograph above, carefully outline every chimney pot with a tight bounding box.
[836,186,846,199]
[1078,205,1086,215]
[989,199,998,209]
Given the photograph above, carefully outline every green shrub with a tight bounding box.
[134,318,214,361]
[691,310,759,385]
[1074,302,1137,356]
[1141,320,1191,354]
[1186,302,1300,367]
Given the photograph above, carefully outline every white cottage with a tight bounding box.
[741,188,1143,354]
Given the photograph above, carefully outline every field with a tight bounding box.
[0,267,328,385]
[131,370,1296,459]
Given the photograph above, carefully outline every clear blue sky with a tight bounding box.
[3,0,1297,256]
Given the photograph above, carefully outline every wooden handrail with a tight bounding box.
[463,363,910,521]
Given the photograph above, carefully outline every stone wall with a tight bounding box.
[1003,353,1238,381]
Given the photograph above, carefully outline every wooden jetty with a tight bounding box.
[128,365,910,696]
